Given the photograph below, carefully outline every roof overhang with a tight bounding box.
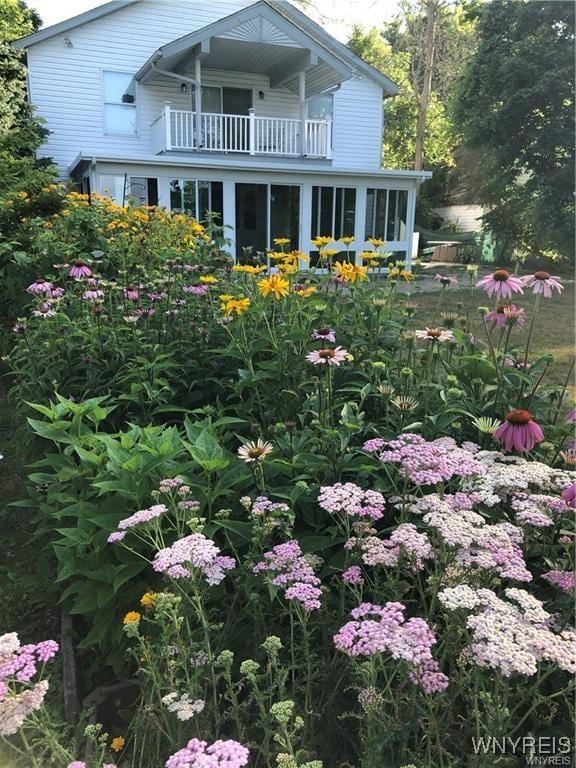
[12,0,140,49]
[135,1,399,99]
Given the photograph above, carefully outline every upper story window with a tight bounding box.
[307,94,333,121]
[103,71,136,134]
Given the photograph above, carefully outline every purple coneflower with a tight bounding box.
[32,302,56,318]
[311,327,336,343]
[493,409,544,453]
[434,273,458,287]
[123,286,140,301]
[486,304,526,328]
[566,409,576,423]
[521,271,563,299]
[305,347,349,366]
[414,327,455,343]
[476,269,524,299]
[27,278,54,296]
[68,260,92,279]
[136,308,156,318]
[147,292,165,302]
[51,286,65,298]
[12,321,27,333]
[183,284,208,296]
[82,287,104,301]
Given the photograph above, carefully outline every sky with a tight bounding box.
[27,0,400,42]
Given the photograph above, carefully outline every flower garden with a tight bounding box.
[0,189,574,768]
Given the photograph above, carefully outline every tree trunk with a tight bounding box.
[414,0,439,170]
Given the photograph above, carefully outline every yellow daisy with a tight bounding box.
[257,274,290,299]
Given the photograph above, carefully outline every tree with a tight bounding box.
[0,0,53,194]
[348,25,455,169]
[455,0,575,258]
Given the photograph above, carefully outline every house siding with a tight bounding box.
[25,0,385,175]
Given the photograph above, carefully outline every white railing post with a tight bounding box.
[164,102,172,151]
[325,120,332,160]
[248,108,256,155]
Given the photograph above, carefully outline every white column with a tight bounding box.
[194,58,202,151]
[300,182,312,267]
[163,102,172,151]
[299,70,306,156]
[248,108,256,156]
[353,186,368,265]
[222,180,236,260]
[405,183,417,271]
[157,177,171,209]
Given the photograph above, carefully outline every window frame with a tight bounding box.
[311,185,357,242]
[101,69,138,137]
[169,178,224,223]
[365,187,408,244]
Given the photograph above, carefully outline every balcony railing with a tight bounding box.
[151,106,332,159]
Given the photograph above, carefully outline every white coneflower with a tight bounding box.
[237,439,274,463]
[391,396,419,412]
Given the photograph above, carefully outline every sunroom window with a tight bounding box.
[365,189,408,242]
[103,71,136,134]
[170,179,223,223]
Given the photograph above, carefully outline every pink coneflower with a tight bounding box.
[493,409,544,453]
[414,327,455,343]
[68,260,92,279]
[27,278,54,296]
[561,483,576,509]
[136,308,155,318]
[311,327,336,343]
[434,273,458,287]
[183,284,208,296]
[51,286,65,298]
[12,321,27,334]
[476,269,524,299]
[82,287,104,301]
[521,271,563,298]
[32,302,56,318]
[237,439,274,463]
[147,292,165,302]
[566,409,576,423]
[486,304,526,328]
[306,347,349,366]
[123,286,140,301]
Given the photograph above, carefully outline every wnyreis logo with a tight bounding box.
[471,736,573,765]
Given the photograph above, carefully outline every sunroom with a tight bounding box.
[133,1,396,160]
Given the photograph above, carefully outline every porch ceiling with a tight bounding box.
[134,1,383,98]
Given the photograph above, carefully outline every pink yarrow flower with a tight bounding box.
[476,269,524,299]
[493,410,544,453]
[306,346,348,366]
[521,271,563,298]
[165,738,249,768]
[542,570,576,593]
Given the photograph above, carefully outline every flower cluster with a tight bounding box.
[162,692,205,721]
[334,603,448,694]
[511,493,570,528]
[439,586,576,676]
[0,633,58,736]
[542,570,576,593]
[423,502,531,581]
[253,540,322,611]
[359,524,433,572]
[364,434,485,485]
[153,533,235,585]
[318,482,386,521]
[165,738,249,768]
[107,503,168,542]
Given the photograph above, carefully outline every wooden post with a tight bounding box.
[299,70,306,156]
[194,57,202,150]
[248,108,256,155]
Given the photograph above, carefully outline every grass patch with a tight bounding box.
[406,283,575,393]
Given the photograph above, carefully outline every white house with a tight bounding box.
[14,0,431,264]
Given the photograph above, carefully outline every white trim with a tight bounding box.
[100,68,139,138]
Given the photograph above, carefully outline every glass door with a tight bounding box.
[235,183,268,262]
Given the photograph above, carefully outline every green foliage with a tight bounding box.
[454,0,575,258]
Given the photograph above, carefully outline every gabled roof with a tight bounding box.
[12,0,399,97]
[12,0,140,49]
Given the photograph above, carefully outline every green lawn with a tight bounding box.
[407,281,575,392]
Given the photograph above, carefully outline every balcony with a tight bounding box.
[151,106,332,159]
